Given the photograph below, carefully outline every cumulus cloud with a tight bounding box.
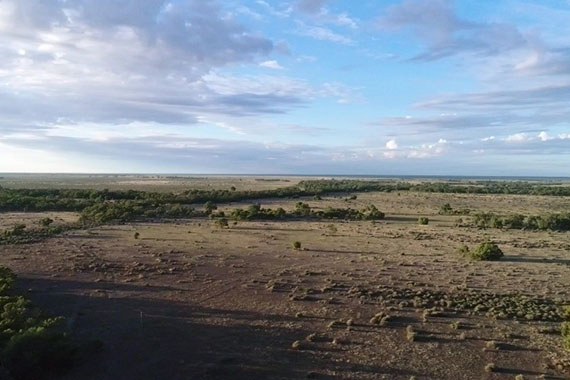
[386,139,398,150]
[505,133,530,143]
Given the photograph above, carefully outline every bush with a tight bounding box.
[562,322,570,350]
[439,203,453,215]
[204,201,217,215]
[3,328,76,380]
[0,267,76,379]
[469,241,504,261]
[11,224,26,236]
[417,217,429,225]
[292,241,302,250]
[294,202,311,217]
[562,305,570,320]
[38,218,53,228]
[215,218,229,229]
[474,212,570,231]
[133,232,140,239]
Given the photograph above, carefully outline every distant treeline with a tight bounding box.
[0,180,405,212]
[1,180,570,214]
[472,213,570,231]
[409,182,570,196]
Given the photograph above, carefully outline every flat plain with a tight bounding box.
[0,176,569,379]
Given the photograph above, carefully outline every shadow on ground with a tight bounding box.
[17,277,421,380]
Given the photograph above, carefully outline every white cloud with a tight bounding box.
[505,133,530,142]
[538,131,551,141]
[259,60,284,70]
[386,139,398,150]
[296,23,353,44]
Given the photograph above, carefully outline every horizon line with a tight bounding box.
[1,173,570,180]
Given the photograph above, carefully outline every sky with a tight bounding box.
[1,0,570,176]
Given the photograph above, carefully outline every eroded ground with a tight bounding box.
[0,191,569,379]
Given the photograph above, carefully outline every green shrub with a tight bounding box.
[439,203,453,215]
[292,241,302,250]
[417,217,429,225]
[562,305,570,320]
[38,218,53,228]
[294,202,312,217]
[133,232,140,239]
[215,218,229,229]
[3,327,76,380]
[0,267,76,379]
[470,241,503,261]
[203,201,217,214]
[562,322,570,350]
[11,224,26,236]
[474,212,570,231]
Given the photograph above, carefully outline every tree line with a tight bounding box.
[2,180,570,214]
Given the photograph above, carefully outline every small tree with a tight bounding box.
[204,201,217,215]
[294,202,311,217]
[11,224,26,236]
[562,322,570,350]
[215,218,229,229]
[39,218,54,228]
[439,203,453,215]
[291,241,302,250]
[134,232,140,239]
[417,217,429,225]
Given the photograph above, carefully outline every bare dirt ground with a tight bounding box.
[0,188,569,379]
[0,212,79,231]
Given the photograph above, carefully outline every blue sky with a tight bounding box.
[1,0,569,175]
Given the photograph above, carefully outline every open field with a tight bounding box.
[0,176,569,379]
[0,174,301,192]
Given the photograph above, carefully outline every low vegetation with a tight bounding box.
[473,212,570,231]
[438,203,470,215]
[4,179,570,215]
[226,203,384,222]
[0,267,76,379]
[0,224,74,245]
[417,217,429,225]
[563,305,570,351]
[352,285,564,322]
[459,241,504,261]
